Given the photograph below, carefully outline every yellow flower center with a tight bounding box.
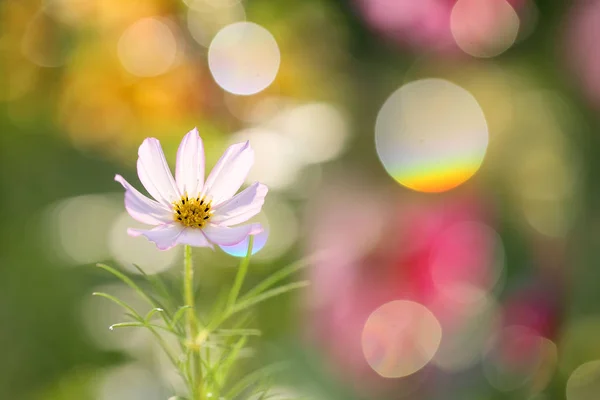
[173,195,212,228]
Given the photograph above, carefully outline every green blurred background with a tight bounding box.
[2,0,600,399]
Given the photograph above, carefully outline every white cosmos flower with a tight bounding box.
[115,128,268,251]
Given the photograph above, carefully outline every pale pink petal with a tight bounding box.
[128,224,184,251]
[211,182,268,226]
[115,175,172,225]
[203,141,254,205]
[137,138,180,206]
[176,228,214,249]
[202,223,263,246]
[176,128,205,197]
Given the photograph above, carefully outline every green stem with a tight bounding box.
[184,245,202,400]
[147,326,179,369]
[227,236,254,309]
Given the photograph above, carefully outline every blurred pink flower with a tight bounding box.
[354,0,526,53]
[355,0,456,50]
[486,274,562,390]
[564,0,600,109]
[500,240,565,345]
[305,178,496,392]
[502,279,562,340]
[115,128,267,250]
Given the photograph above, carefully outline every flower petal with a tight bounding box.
[176,127,205,197]
[137,138,180,205]
[128,224,184,251]
[115,175,172,225]
[176,228,214,249]
[203,141,254,206]
[211,182,268,226]
[202,223,263,246]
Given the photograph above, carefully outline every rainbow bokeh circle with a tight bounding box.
[375,78,489,193]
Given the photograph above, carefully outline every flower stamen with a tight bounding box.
[173,195,212,228]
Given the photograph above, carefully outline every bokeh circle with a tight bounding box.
[117,18,178,77]
[361,300,442,378]
[451,0,520,58]
[566,360,600,400]
[208,22,280,95]
[375,78,488,193]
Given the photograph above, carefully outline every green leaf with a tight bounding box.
[96,263,156,307]
[230,281,310,316]
[240,258,309,302]
[215,329,261,337]
[92,292,143,321]
[251,380,282,400]
[107,321,182,371]
[256,386,270,400]
[132,264,176,313]
[218,336,248,384]
[227,236,254,308]
[124,312,140,321]
[108,321,181,337]
[225,363,287,399]
[108,322,145,330]
[96,263,178,336]
[170,305,192,329]
[201,341,228,350]
[144,307,165,322]
[197,350,221,392]
[206,288,230,327]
